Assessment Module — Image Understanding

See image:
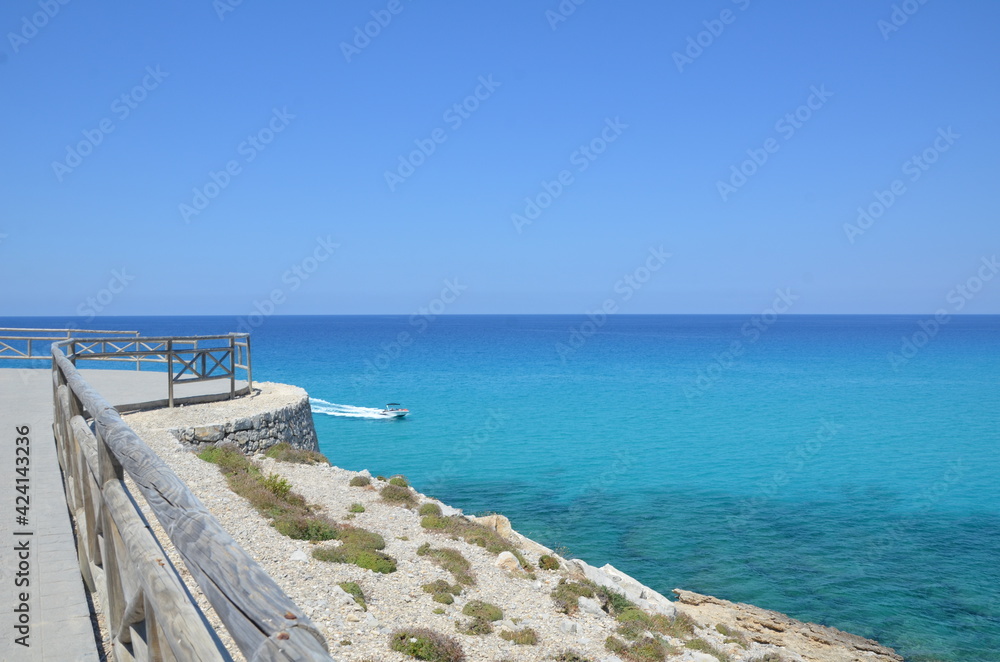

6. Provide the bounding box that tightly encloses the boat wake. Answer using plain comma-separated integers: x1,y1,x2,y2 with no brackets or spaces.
309,398,391,419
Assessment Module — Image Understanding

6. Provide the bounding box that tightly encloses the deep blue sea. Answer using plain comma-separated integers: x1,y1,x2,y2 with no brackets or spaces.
5,315,998,661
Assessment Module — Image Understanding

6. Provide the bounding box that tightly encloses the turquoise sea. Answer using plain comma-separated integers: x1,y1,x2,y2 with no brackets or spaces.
5,315,999,661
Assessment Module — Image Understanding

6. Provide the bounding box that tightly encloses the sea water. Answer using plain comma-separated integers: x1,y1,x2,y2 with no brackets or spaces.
5,315,998,661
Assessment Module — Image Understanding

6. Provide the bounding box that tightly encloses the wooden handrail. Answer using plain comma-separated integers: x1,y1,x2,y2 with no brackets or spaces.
55,334,253,407
51,346,332,661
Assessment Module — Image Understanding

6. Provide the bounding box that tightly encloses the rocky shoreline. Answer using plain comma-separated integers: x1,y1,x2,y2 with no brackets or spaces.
122,382,903,662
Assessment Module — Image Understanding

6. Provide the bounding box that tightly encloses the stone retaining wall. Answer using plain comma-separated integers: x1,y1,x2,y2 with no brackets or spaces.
171,392,319,454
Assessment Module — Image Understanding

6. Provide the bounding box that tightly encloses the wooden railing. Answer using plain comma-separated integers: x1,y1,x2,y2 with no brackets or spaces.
51,341,333,661
0,328,139,362
65,334,253,407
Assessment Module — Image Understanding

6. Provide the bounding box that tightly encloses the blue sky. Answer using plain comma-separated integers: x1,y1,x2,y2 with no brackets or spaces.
2,0,998,315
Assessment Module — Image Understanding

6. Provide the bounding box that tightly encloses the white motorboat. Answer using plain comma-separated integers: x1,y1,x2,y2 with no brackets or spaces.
378,403,409,418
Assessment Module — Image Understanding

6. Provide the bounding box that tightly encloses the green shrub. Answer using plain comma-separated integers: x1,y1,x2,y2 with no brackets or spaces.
419,502,443,517
381,484,417,507
389,475,409,487
511,549,533,572
552,651,592,662
389,628,466,662
419,515,520,555
312,525,395,573
462,600,502,622
685,638,731,661
551,580,595,614
539,555,560,571
339,581,366,611
606,635,674,662
433,608,446,614
617,607,695,641
422,579,461,595
456,617,493,636
349,475,371,487
262,473,291,498
264,442,330,465
433,592,454,604
416,545,475,585
376,475,387,481
274,515,338,541
595,586,634,616
199,444,339,542
349,502,366,513
499,628,538,645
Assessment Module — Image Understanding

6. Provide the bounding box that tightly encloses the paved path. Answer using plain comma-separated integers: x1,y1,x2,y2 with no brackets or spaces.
0,367,245,660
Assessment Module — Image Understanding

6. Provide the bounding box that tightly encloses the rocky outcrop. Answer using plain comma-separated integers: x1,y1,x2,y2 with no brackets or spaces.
673,589,904,662
170,387,319,454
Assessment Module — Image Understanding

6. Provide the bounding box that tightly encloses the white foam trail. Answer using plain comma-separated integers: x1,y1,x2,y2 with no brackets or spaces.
309,398,389,419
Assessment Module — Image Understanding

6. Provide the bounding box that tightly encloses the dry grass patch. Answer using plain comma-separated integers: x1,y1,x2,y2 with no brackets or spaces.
417,543,475,585
390,628,465,662
198,444,337,541
263,442,330,465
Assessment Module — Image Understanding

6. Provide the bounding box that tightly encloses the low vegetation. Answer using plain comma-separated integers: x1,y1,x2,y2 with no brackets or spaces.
462,600,503,622
263,442,330,465
616,607,696,641
389,475,409,487
198,444,337,541
550,580,595,614
389,628,465,662
499,627,538,645
419,502,443,517
456,617,494,635
685,638,731,662
349,503,366,513
313,526,397,573
349,475,371,487
606,635,676,662
420,514,524,559
552,651,593,662
422,579,462,605
715,623,747,648
538,554,560,570
417,543,475,585
380,483,418,507
338,581,366,611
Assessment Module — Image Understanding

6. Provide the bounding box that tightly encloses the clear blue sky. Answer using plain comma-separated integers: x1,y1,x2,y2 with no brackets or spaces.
2,0,998,315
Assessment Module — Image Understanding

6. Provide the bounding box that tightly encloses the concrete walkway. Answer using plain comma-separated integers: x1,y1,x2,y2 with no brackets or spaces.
0,367,246,660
